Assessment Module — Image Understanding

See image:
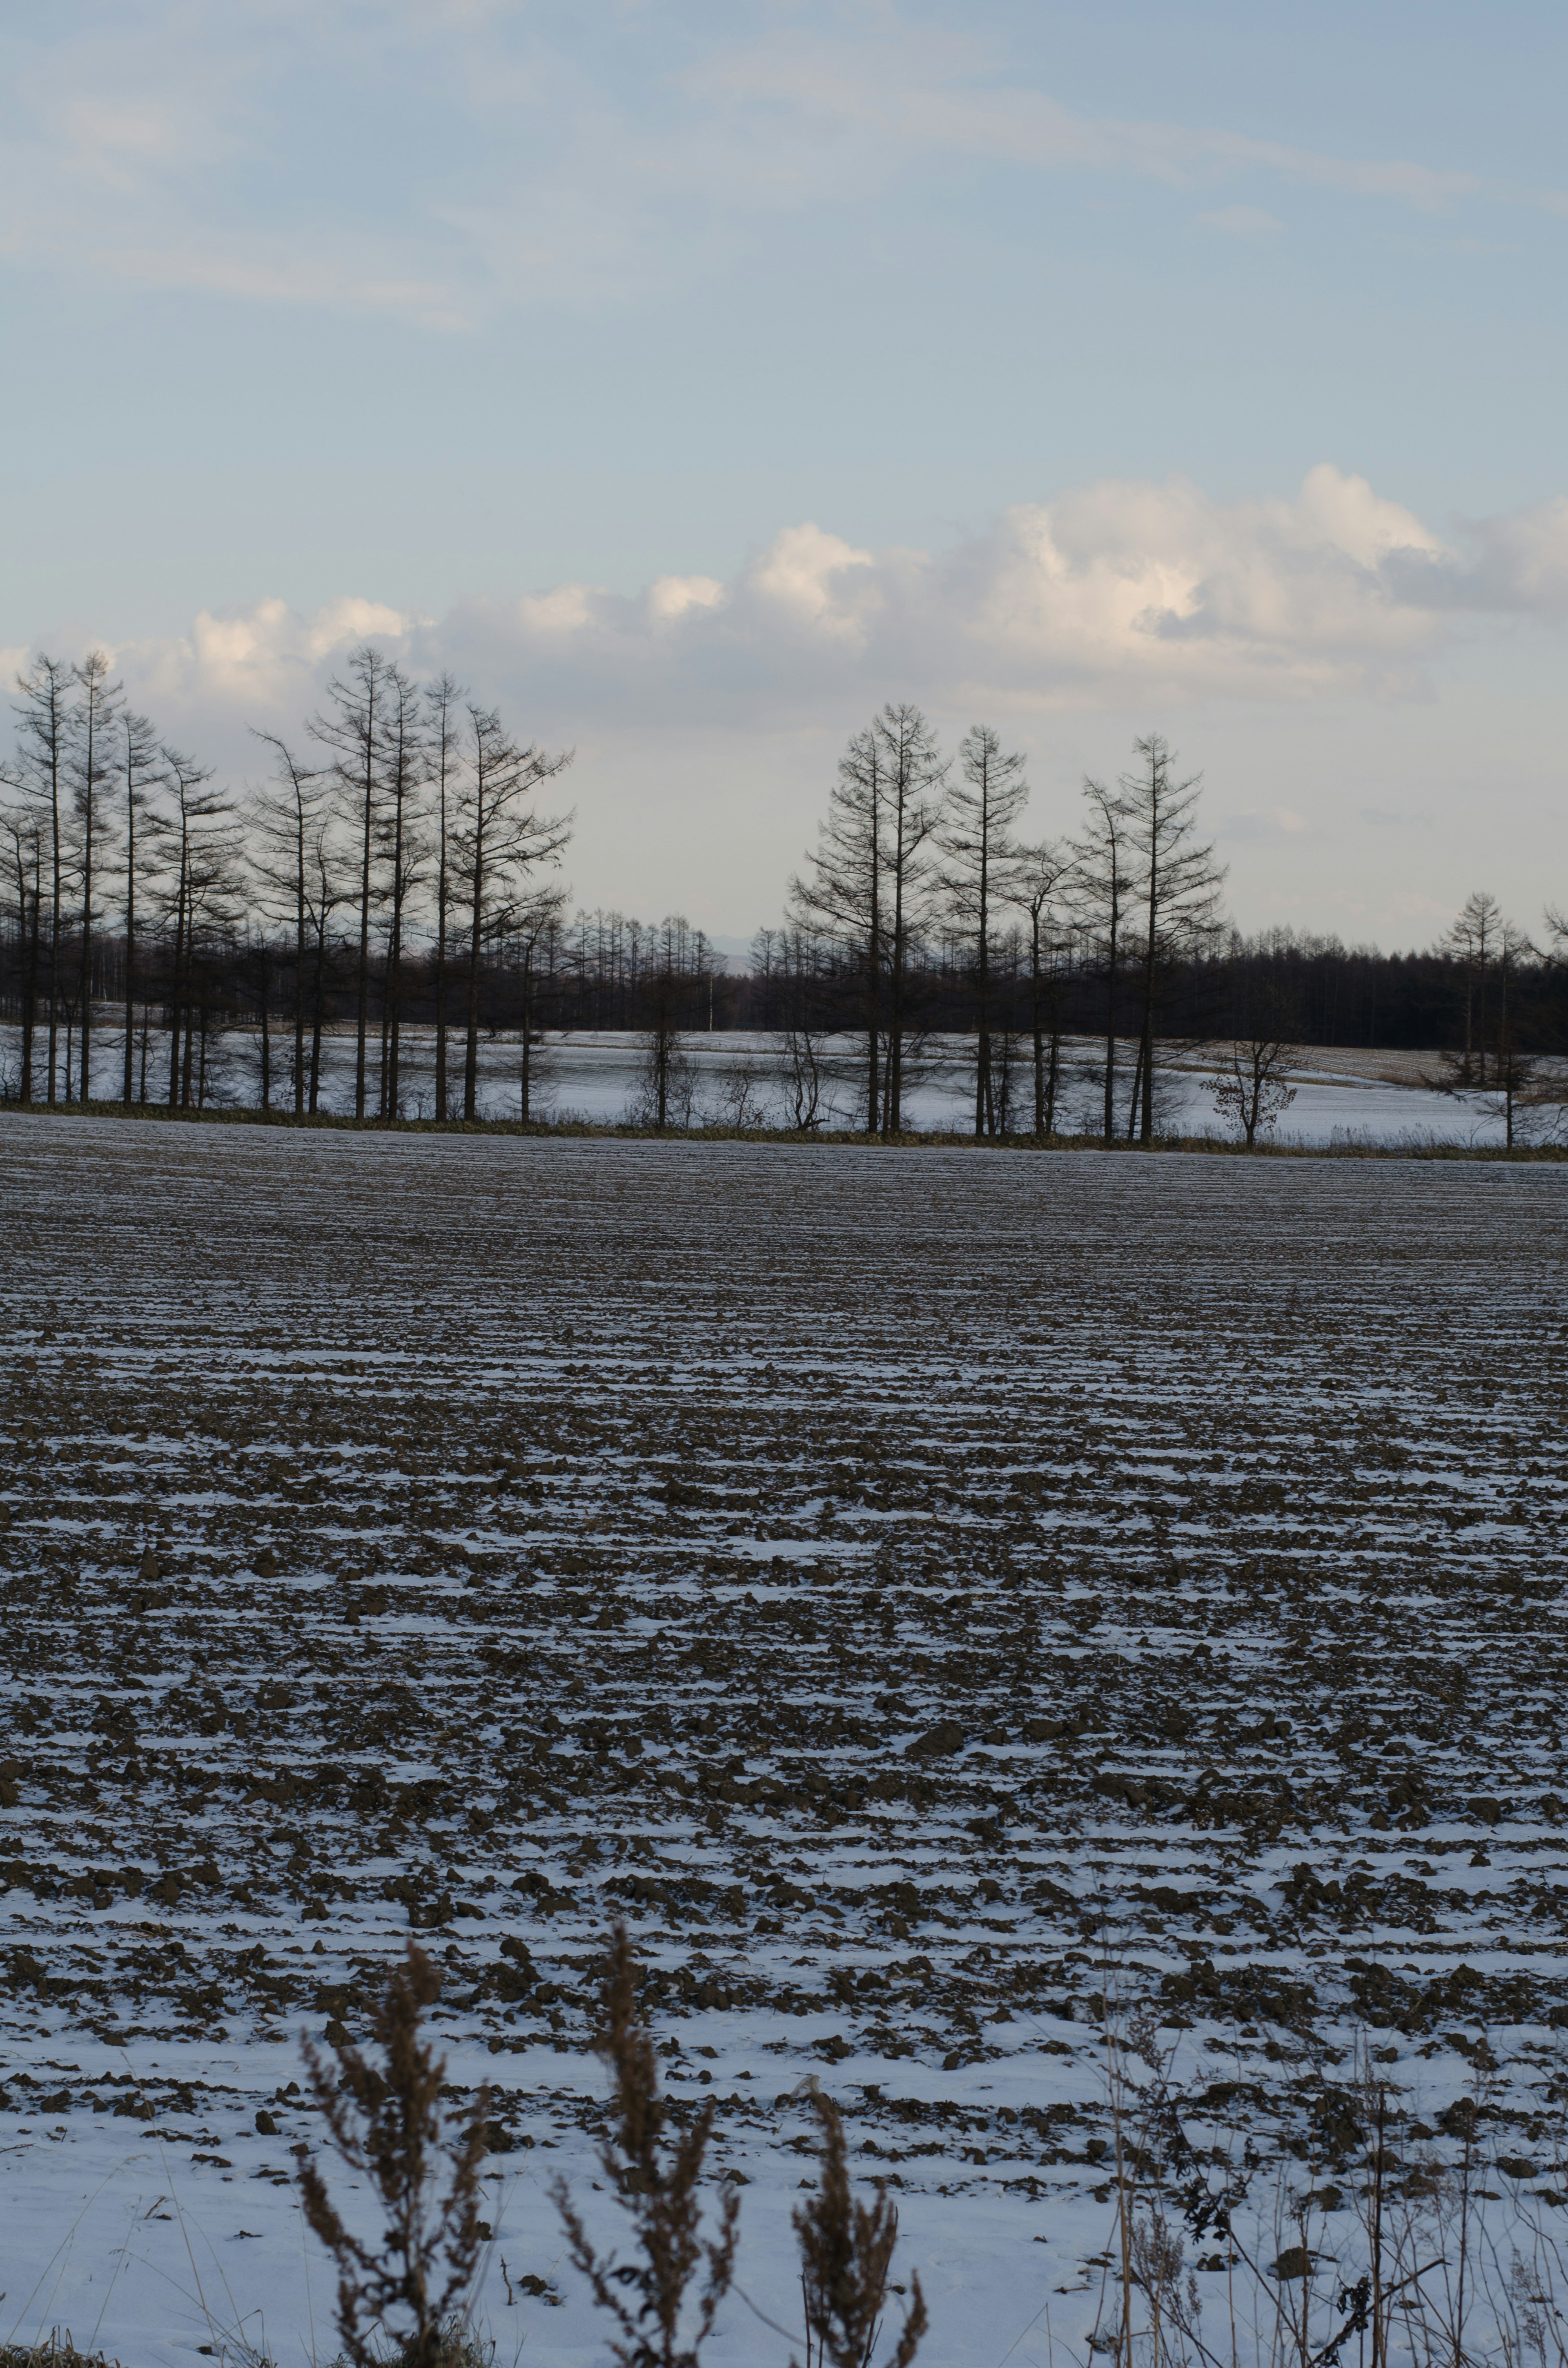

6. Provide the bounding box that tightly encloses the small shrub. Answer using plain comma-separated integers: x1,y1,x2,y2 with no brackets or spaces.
792,2092,926,2368
298,1941,490,2368
552,1924,739,2368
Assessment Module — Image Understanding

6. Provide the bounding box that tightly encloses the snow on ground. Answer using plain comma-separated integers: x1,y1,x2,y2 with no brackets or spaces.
0,1024,1533,1144
2,1123,1568,2366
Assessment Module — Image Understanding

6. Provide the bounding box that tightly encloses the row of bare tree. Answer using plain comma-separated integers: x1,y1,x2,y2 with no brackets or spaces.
3,654,1563,1139
790,707,1225,1141
1,647,572,1119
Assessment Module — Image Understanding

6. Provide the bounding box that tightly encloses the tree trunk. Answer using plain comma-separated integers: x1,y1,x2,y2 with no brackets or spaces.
122,794,136,1105
464,826,485,1122
21,863,40,1104
309,921,327,1114
258,945,272,1111
293,843,307,1115
1030,921,1045,1139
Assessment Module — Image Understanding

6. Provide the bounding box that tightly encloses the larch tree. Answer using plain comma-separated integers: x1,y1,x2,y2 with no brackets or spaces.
11,656,75,1104
310,644,396,1120
157,748,236,1109
1074,777,1133,1141
1118,734,1226,1144
70,651,123,1104
454,704,573,1120
424,671,466,1122
1442,889,1507,1089
375,665,428,1121
302,815,347,1114
938,723,1029,1137
789,725,885,1132
513,883,568,1122
249,731,328,1115
1009,838,1077,1139
872,703,946,1135
0,802,43,1102
1438,897,1536,1142
120,709,163,1105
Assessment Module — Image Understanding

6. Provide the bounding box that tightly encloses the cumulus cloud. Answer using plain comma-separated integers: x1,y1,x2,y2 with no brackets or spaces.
56,467,1568,753
116,596,416,716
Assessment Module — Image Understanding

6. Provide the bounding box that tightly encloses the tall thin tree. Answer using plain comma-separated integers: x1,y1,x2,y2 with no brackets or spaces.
790,726,886,1133
454,705,572,1121
249,732,327,1115
158,749,231,1109
1010,839,1076,1140
424,673,466,1123
1118,735,1226,1145
375,666,427,1121
310,645,394,1119
1,803,43,1102
120,709,163,1105
873,703,946,1136
1075,778,1132,1141
70,651,123,1104
11,656,75,1104
938,724,1029,1137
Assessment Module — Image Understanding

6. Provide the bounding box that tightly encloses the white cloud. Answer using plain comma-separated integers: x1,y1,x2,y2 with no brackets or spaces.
42,466,1568,753
114,595,415,712
747,524,876,640
647,575,726,626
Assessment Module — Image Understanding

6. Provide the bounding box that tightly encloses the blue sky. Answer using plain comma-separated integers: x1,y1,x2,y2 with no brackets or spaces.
4,0,1568,942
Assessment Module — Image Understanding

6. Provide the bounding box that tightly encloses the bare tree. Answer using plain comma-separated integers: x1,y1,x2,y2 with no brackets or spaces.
376,665,428,1120
249,732,329,1114
1208,980,1301,1148
775,925,838,1130
120,709,164,1105
424,671,466,1121
791,726,886,1132
0,801,43,1101
1009,839,1076,1139
938,723,1029,1137
453,703,572,1120
512,882,568,1121
874,703,947,1134
1074,778,1132,1140
1442,890,1508,1088
310,644,397,1119
1118,734,1227,1144
631,921,702,1129
302,815,348,1113
156,748,238,1109
69,650,123,1104
11,656,75,1104
1436,901,1539,1145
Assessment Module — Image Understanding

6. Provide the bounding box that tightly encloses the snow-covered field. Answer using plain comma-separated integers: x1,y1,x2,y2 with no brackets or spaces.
2,1024,1539,1145
3,1120,1567,2367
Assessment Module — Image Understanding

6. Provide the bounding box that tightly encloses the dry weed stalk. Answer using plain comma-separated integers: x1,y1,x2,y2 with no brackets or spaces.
552,1924,739,2368
297,1940,490,2368
791,2091,927,2368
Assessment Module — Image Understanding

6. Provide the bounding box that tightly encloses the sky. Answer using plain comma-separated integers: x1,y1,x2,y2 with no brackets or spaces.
4,0,1568,948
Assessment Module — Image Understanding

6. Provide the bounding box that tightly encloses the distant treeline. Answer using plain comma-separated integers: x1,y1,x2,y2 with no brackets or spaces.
3,647,1563,1134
